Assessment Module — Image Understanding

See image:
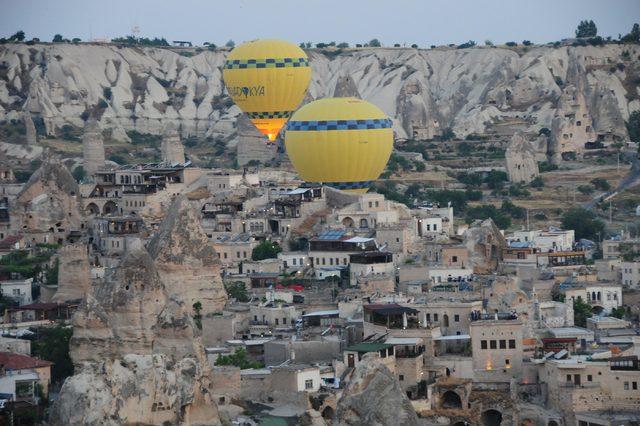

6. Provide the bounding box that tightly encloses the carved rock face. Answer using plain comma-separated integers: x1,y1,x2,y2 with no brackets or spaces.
337,354,419,426
52,238,221,424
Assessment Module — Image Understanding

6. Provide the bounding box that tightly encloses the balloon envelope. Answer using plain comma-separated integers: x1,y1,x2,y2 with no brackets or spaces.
284,98,394,193
223,39,311,142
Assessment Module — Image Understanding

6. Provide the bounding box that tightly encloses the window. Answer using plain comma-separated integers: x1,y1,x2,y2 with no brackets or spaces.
275,319,279,325
224,253,228,259
505,359,510,366
399,374,404,381
433,314,438,321
236,251,240,258
283,318,287,324
426,313,431,322
499,340,506,349
624,382,629,390
452,256,458,263
509,339,516,349
481,340,487,349
375,201,379,207
634,382,638,390
490,340,497,349
567,375,572,382
305,379,314,390
454,314,460,322
369,202,373,208
587,375,592,382
330,258,334,266
292,259,297,265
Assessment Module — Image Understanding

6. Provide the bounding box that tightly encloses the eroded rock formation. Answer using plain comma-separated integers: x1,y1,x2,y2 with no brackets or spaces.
23,111,37,145
51,241,220,425
336,354,419,426
82,118,105,176
13,160,83,239
505,131,539,183
51,243,91,303
463,219,507,274
0,43,636,147
161,122,186,165
147,195,228,315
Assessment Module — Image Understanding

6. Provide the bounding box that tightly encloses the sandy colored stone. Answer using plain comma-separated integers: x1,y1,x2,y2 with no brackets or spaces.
505,131,539,183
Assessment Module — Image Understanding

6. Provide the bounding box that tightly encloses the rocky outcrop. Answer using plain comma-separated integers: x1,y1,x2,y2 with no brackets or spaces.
51,241,220,425
147,195,227,316
1,43,637,150
505,131,539,183
463,219,507,274
82,118,105,176
548,84,596,162
336,354,419,426
161,123,186,165
13,160,83,238
333,74,360,98
51,243,91,303
235,114,277,166
23,112,37,145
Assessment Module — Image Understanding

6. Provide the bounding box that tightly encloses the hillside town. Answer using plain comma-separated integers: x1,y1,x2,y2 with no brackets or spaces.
0,107,639,424
0,2,640,424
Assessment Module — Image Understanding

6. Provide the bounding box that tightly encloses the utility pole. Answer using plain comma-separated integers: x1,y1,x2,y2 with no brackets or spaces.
609,200,613,224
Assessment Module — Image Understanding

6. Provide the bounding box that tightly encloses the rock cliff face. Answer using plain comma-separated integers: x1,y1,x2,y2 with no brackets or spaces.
336,354,419,426
0,43,637,148
51,240,220,425
147,195,228,316
463,219,507,274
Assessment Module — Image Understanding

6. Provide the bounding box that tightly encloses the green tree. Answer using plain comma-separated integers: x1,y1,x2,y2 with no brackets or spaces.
192,301,202,330
573,298,593,327
610,306,626,319
251,240,282,261
337,42,349,48
9,31,25,42
46,258,59,285
621,23,640,43
368,38,382,47
465,205,511,229
52,34,64,43
576,20,597,38
72,37,81,44
578,184,595,195
32,324,74,384
72,166,86,182
590,178,610,191
225,40,235,48
627,110,640,143
225,281,249,302
530,176,544,188
215,347,263,369
414,161,426,172
561,207,605,241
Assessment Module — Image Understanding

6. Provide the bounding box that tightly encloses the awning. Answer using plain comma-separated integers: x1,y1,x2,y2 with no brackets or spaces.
433,334,471,341
303,310,340,317
385,337,422,345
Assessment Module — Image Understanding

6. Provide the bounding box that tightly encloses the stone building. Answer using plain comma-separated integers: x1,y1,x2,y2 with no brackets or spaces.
505,132,539,184
161,123,185,165
82,119,105,177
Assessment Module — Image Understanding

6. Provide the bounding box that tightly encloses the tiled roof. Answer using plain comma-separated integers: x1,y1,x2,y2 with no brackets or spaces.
0,352,53,370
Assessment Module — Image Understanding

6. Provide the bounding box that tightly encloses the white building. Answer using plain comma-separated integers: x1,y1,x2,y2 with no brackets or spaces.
278,251,309,272
0,278,33,305
508,228,575,252
428,267,473,284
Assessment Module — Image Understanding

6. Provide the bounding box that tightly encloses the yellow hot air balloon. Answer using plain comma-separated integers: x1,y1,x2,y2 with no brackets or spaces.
223,39,311,143
284,98,394,193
